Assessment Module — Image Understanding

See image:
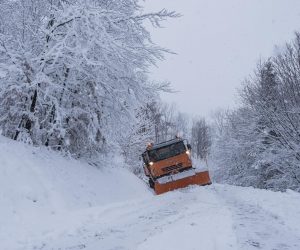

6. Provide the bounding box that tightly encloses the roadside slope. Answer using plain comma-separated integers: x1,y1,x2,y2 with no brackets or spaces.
0,136,150,250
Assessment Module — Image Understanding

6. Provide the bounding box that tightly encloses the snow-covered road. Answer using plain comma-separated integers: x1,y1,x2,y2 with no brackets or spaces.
20,185,300,250
1,137,300,250
216,186,300,250
26,186,236,250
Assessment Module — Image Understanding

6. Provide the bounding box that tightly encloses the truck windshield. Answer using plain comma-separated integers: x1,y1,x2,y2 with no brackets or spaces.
148,142,186,162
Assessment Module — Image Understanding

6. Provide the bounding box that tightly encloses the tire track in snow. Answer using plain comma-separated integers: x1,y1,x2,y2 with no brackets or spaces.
214,186,300,250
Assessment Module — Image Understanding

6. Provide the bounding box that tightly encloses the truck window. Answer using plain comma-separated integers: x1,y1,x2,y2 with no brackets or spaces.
148,142,186,162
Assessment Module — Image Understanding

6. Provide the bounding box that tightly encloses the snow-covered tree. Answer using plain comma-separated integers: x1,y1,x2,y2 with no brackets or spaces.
0,0,178,160
211,34,300,191
190,118,211,161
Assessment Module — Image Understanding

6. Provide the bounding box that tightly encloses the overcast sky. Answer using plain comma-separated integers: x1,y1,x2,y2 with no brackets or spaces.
143,0,300,118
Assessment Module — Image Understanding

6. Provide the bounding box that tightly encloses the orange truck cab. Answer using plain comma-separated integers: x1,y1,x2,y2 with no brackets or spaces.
141,138,211,194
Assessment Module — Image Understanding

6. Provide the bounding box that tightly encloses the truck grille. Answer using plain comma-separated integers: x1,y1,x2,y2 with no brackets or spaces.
162,163,183,172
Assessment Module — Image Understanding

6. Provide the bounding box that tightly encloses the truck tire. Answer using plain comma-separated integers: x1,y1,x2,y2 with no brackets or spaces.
149,179,155,189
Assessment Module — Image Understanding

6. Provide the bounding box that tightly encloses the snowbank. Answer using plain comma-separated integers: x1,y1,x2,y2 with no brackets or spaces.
0,136,150,249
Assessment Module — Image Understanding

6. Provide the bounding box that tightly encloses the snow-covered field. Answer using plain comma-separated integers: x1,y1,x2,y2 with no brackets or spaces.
1,137,300,250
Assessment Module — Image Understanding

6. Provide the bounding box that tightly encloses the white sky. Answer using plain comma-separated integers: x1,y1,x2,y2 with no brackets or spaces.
143,0,300,118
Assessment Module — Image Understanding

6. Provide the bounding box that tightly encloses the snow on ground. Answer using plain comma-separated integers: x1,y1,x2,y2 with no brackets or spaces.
214,185,300,250
0,136,149,250
1,136,300,250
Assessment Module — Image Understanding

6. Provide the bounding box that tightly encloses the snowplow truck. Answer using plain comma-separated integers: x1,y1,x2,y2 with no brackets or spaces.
141,138,211,195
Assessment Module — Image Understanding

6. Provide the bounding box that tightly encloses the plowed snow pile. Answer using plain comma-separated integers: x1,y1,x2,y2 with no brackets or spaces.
1,136,300,250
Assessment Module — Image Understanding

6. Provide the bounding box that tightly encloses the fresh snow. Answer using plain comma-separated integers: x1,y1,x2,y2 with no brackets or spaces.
1,136,300,250
0,136,150,250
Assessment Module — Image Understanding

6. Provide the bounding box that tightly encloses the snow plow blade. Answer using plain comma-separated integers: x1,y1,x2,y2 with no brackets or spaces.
154,169,211,195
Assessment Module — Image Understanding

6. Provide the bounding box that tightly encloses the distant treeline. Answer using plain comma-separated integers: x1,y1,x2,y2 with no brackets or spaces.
211,33,300,192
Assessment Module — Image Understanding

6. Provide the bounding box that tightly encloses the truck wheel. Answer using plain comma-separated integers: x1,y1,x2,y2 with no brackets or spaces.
149,179,155,189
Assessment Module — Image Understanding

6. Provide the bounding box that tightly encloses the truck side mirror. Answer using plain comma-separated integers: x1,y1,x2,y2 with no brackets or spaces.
187,144,192,150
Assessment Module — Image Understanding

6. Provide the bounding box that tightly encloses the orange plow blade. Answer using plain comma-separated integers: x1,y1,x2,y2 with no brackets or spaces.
154,169,211,195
